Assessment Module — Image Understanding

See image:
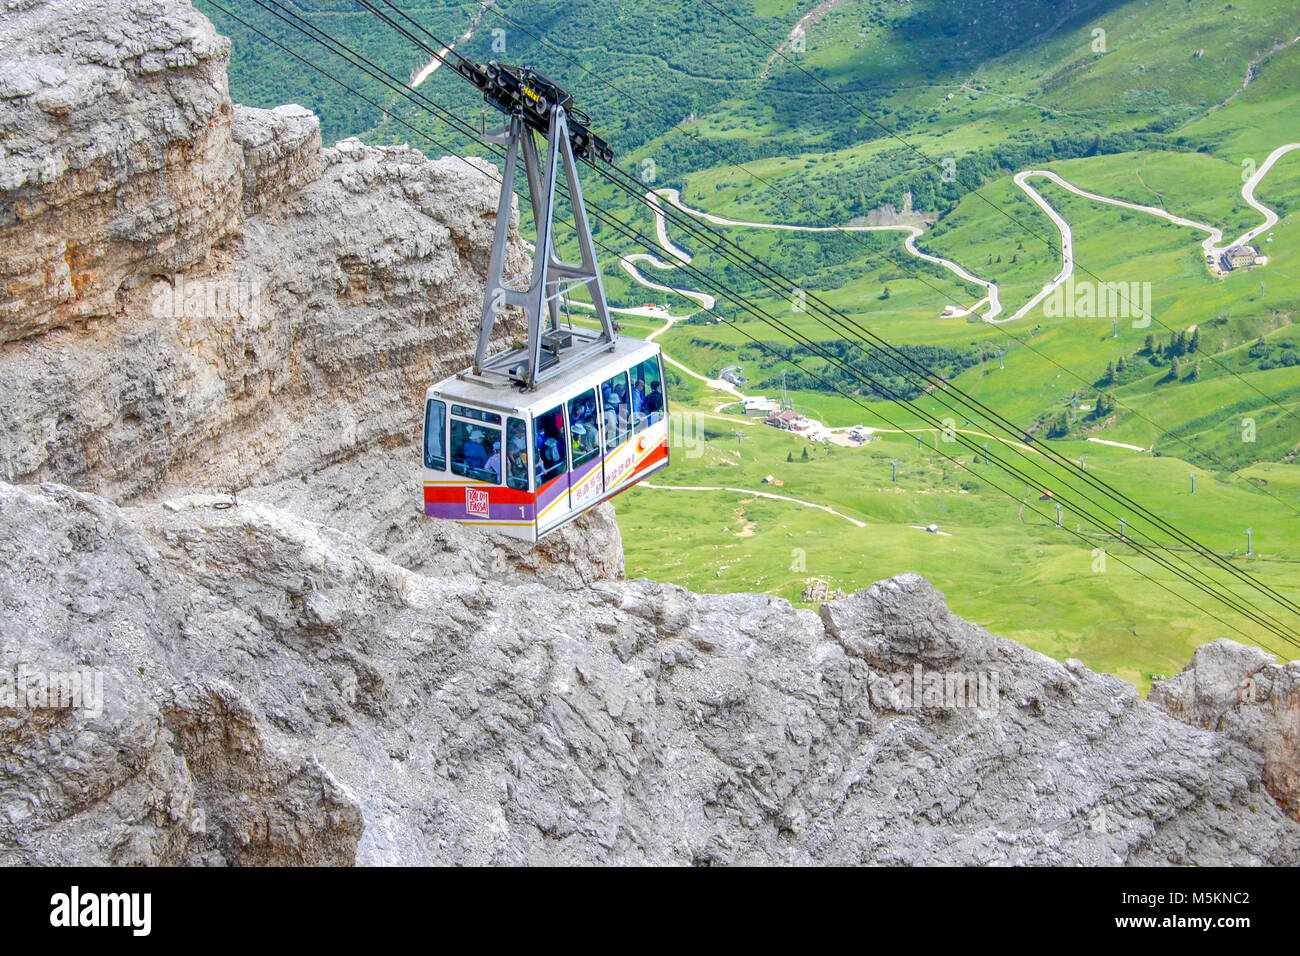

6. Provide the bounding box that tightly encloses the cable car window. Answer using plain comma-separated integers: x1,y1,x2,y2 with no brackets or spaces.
450,418,502,483
568,389,601,468
424,399,446,470
451,405,502,425
631,356,665,431
505,417,529,490
535,404,567,485
600,371,630,450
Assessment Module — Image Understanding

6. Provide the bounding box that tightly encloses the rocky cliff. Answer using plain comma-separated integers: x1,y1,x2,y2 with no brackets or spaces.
0,0,529,507
2,481,1296,865
1151,640,1300,822
1,0,1297,865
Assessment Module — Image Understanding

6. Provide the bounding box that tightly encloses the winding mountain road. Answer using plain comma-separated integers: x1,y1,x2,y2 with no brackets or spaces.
627,143,1298,327
602,142,1296,522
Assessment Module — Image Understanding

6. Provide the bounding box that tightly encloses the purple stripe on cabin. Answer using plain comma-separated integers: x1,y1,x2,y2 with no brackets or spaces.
424,493,537,522
536,474,569,512
571,455,602,487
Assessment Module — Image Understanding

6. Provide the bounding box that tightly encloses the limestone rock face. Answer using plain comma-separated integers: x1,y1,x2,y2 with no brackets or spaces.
0,481,362,865
1150,640,1300,821
0,0,528,509
1,483,1296,866
0,0,242,340
0,131,526,505
230,104,323,216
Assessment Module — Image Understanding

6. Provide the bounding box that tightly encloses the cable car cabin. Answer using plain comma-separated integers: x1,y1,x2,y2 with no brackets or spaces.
423,336,669,541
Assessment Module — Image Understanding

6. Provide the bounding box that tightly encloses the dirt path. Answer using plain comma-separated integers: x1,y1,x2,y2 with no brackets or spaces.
631,150,1299,328
759,0,844,80
652,187,997,318
997,144,1298,323
641,482,867,526
410,0,493,88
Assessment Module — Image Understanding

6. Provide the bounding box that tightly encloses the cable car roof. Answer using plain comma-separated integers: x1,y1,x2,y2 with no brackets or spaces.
429,334,662,417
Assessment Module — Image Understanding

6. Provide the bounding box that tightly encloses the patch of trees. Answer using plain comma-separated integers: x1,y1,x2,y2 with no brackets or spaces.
1090,391,1117,420
1249,336,1300,370
754,341,981,402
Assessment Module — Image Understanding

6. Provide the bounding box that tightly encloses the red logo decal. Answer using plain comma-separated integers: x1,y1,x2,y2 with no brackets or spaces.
636,437,647,453
466,487,490,517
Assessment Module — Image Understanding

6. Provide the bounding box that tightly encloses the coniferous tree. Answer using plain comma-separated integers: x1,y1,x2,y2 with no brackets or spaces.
1045,411,1069,438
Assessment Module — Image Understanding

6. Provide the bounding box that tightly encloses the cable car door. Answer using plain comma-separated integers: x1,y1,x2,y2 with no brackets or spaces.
600,369,635,491
533,403,571,530
566,387,604,511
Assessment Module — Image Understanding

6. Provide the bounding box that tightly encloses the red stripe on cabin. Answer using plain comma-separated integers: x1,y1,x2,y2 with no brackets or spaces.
424,485,537,506
632,441,669,474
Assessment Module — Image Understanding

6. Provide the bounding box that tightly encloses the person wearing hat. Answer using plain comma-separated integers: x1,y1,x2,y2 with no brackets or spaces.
463,427,489,474
485,440,502,484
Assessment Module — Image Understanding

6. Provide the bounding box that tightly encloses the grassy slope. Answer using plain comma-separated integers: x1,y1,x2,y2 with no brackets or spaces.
612,1,1300,689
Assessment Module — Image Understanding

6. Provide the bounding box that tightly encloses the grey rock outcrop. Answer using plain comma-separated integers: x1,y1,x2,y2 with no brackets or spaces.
2,481,1296,865
0,0,528,509
230,103,322,216
0,0,242,339
1150,640,1300,821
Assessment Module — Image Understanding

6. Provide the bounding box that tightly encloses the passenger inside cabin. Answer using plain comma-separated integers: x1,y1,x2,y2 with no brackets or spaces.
603,400,620,447
506,421,528,490
631,378,645,421
464,428,489,472
485,441,502,484
535,405,567,484
645,381,663,418
572,422,598,458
